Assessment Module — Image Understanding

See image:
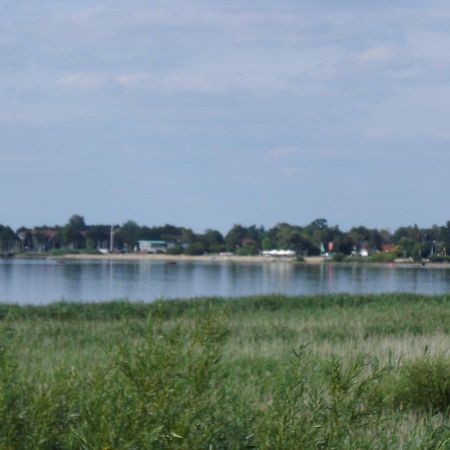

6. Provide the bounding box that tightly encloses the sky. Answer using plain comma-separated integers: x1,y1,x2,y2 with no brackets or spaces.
1,0,450,233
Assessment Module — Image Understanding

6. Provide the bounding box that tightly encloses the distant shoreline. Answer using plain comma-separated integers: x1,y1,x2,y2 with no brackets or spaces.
55,253,307,263
37,253,450,268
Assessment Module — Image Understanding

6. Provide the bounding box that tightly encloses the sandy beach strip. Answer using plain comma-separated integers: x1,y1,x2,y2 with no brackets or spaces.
57,253,324,264
53,253,450,268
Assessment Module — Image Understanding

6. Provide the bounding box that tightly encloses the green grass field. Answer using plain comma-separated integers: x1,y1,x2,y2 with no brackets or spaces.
1,294,450,449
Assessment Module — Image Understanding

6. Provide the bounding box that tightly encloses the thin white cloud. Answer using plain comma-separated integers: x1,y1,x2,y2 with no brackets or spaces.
432,131,450,141
406,30,450,65
56,73,105,89
115,71,221,94
279,166,301,177
264,146,297,162
158,72,219,93
358,82,450,143
358,46,394,64
56,5,109,23
262,146,301,178
127,8,310,29
115,72,149,86
264,146,343,162
364,127,392,140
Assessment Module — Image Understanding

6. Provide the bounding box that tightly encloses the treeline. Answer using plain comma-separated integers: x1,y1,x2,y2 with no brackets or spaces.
1,215,450,260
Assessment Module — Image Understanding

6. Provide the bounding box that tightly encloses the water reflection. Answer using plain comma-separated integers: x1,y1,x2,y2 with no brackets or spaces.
1,259,450,304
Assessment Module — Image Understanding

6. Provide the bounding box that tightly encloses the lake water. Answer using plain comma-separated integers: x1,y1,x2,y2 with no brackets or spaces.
1,258,450,304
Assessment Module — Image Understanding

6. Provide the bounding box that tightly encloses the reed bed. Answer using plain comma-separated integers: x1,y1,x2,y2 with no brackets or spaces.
1,294,450,448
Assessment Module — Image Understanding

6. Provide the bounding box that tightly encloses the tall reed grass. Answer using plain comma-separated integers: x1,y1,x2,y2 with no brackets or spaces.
1,294,450,448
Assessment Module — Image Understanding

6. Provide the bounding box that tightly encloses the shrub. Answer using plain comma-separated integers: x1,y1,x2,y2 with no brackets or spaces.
255,351,385,449
166,245,183,255
49,248,101,256
391,357,450,413
185,242,206,255
97,308,245,449
368,252,396,263
429,255,450,263
208,244,227,254
236,246,257,256
344,255,365,263
333,252,345,262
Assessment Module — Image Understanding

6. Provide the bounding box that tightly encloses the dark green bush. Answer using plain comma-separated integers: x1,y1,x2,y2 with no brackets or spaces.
429,255,450,263
255,351,385,449
368,252,396,263
166,245,184,255
333,252,346,262
49,248,100,256
236,246,258,256
208,244,227,254
185,242,206,255
392,357,450,413
68,309,248,449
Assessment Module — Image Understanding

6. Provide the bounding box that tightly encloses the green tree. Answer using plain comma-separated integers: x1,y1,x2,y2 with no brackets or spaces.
346,226,384,251
0,225,17,252
198,229,225,253
225,225,248,251
62,215,86,249
304,218,329,244
180,228,196,245
261,236,273,250
398,237,422,259
270,223,319,255
86,225,110,249
225,225,264,252
118,221,141,247
185,242,206,255
442,221,450,255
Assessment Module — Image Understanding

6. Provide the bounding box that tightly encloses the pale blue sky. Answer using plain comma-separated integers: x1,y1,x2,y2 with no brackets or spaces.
1,0,450,232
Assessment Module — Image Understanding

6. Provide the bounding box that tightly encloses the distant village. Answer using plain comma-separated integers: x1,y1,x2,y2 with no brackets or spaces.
0,215,449,262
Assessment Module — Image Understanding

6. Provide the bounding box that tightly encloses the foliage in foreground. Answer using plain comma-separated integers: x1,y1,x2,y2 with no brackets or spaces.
1,294,450,448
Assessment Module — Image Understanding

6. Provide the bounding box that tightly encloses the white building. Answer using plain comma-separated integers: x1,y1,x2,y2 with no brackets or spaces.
262,249,296,257
138,240,167,254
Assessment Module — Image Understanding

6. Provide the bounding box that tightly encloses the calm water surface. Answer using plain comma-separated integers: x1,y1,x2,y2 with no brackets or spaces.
1,258,450,304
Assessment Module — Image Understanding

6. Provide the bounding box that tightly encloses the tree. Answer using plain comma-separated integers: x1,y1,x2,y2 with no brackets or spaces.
185,242,206,255
180,228,196,245
347,226,372,251
225,225,248,251
261,236,273,250
68,214,86,232
225,225,264,252
398,237,422,259
86,225,110,249
198,229,225,253
270,223,319,255
304,219,346,253
333,235,354,255
0,225,17,252
62,214,86,249
118,221,141,246
159,224,186,242
437,222,450,255
304,218,328,242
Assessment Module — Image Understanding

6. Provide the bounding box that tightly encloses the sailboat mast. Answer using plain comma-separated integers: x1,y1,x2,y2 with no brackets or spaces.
110,224,114,252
